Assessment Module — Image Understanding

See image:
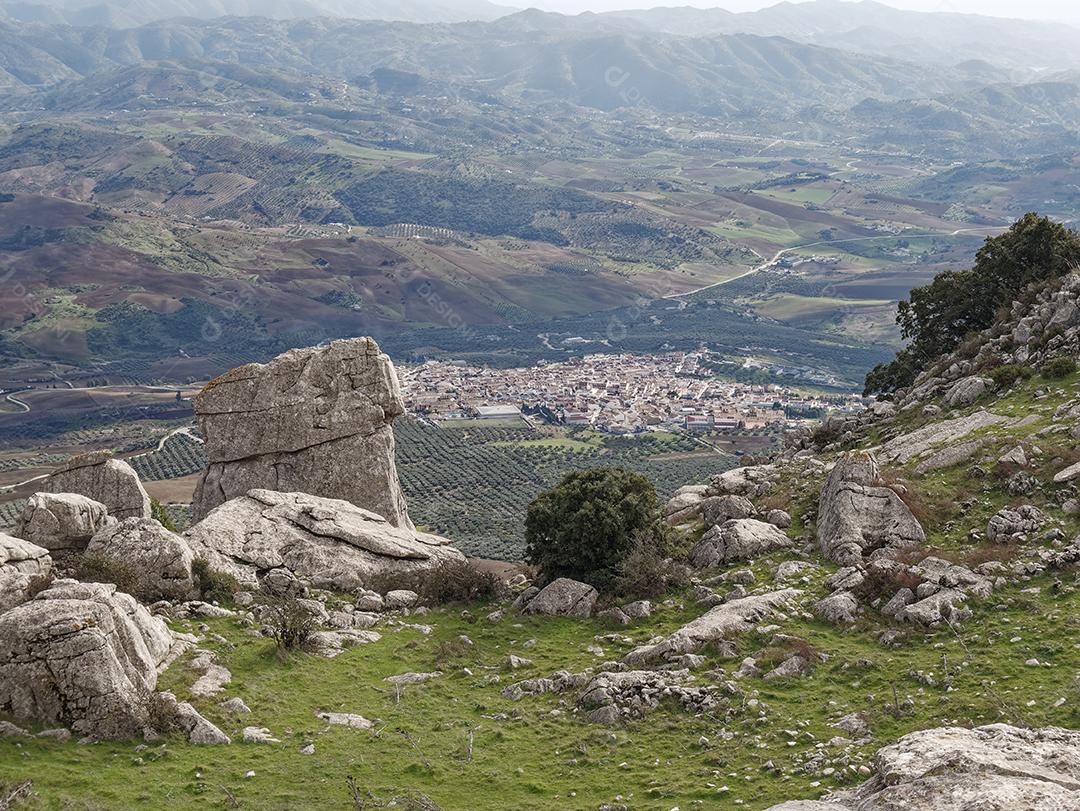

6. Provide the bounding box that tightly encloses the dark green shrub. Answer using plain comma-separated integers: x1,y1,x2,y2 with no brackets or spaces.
524,466,658,591
1042,355,1076,379
866,214,1080,395
989,363,1033,389
191,557,240,603
150,497,177,532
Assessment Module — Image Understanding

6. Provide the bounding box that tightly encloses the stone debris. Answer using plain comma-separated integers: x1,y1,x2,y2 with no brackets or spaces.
986,504,1043,543
577,669,721,724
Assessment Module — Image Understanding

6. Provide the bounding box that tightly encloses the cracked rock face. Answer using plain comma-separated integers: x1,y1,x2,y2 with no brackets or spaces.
817,452,925,566
0,533,52,613
16,492,112,554
691,518,792,568
623,589,801,667
86,518,197,602
0,580,180,739
184,489,464,592
191,337,412,527
521,577,598,618
765,724,1080,810
39,452,150,521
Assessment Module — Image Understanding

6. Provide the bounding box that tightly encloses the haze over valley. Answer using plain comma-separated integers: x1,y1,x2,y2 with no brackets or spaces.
1,4,1080,808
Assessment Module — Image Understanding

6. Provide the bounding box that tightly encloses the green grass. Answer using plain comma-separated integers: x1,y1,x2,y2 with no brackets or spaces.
754,187,835,206
3,572,1079,811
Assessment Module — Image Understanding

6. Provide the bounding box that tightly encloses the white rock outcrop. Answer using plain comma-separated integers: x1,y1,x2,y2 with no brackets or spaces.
39,452,150,520
86,518,197,601
690,518,792,568
185,489,463,592
764,724,1080,810
191,337,412,526
0,580,183,739
624,589,801,666
817,452,925,566
521,577,598,618
0,533,52,613
16,492,111,554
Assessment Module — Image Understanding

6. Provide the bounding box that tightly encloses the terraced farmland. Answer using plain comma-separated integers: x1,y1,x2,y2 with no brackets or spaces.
394,419,741,560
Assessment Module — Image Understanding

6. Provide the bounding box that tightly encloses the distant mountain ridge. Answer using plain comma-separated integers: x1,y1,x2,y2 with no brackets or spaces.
601,0,1080,72
0,0,515,26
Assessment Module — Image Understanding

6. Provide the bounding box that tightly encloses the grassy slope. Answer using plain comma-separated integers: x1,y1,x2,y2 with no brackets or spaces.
2,571,1077,810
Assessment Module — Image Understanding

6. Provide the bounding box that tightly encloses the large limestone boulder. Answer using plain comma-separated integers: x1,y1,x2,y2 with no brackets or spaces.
708,465,778,500
184,489,464,592
0,580,181,739
875,410,1009,465
763,724,1080,810
16,492,111,554
520,578,598,618
86,518,197,601
624,589,801,667
663,485,709,526
191,338,412,527
944,375,991,408
0,533,52,613
39,452,150,520
690,518,791,568
701,494,757,527
817,452,925,566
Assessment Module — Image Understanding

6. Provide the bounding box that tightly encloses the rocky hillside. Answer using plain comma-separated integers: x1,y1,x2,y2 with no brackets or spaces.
1,292,1080,809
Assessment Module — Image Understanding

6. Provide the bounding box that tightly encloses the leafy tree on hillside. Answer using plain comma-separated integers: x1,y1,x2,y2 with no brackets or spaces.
865,213,1080,395
524,467,658,590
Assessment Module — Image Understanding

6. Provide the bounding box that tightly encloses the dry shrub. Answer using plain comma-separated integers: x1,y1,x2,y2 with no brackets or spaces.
260,593,318,653
959,543,1019,568
853,563,922,602
367,560,505,606
75,553,141,598
612,529,690,600
757,637,820,671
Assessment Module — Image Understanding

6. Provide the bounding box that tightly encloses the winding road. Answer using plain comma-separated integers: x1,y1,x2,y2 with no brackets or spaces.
3,392,30,413
664,226,1003,300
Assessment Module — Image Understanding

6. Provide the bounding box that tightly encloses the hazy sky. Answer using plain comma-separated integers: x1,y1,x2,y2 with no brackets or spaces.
525,0,1080,23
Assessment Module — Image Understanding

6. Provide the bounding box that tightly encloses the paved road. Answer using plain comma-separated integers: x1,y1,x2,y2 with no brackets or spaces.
664,227,1002,300
3,392,30,413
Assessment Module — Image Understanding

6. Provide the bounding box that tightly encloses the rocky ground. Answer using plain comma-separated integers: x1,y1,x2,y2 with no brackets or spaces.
2,273,1080,810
